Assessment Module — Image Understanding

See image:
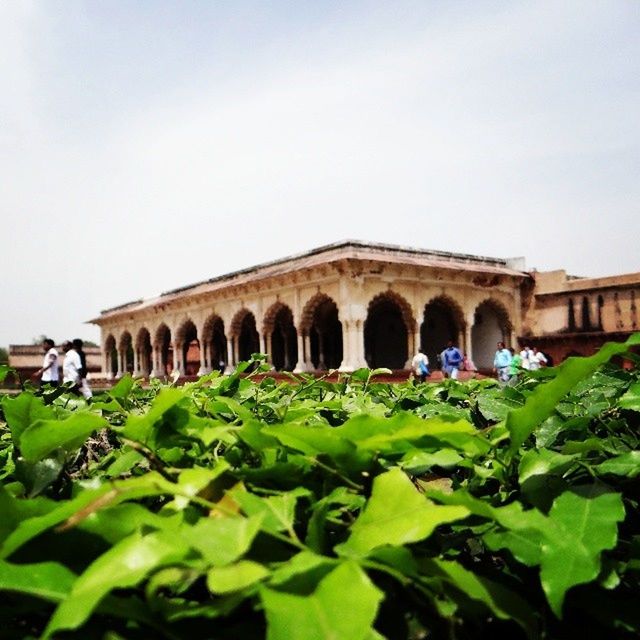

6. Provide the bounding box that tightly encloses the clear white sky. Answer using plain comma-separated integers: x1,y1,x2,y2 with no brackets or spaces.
2,0,639,349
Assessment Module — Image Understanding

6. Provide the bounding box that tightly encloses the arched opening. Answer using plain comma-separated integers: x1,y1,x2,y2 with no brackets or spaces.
581,297,591,331
176,319,200,376
471,300,512,369
135,328,152,376
155,324,173,376
421,296,463,367
301,294,343,370
597,295,605,330
119,332,134,374
568,298,576,331
232,310,260,363
364,293,411,369
104,334,117,378
203,314,227,373
264,304,298,371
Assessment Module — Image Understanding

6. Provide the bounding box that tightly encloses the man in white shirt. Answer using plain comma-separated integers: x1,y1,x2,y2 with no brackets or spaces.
529,347,548,371
519,345,533,370
34,338,59,388
411,348,430,382
62,341,82,392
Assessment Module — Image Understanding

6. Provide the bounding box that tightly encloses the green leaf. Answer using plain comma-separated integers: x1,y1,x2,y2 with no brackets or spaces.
518,449,577,485
422,558,536,636
0,559,76,603
122,387,185,446
261,561,383,640
618,381,640,411
540,488,625,617
207,560,269,594
108,373,135,400
507,334,640,453
336,468,469,556
182,514,264,566
233,487,310,535
594,451,640,478
1,393,53,441
44,529,191,637
19,412,108,462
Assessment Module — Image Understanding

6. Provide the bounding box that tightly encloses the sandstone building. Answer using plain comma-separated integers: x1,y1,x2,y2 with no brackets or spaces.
89,241,639,378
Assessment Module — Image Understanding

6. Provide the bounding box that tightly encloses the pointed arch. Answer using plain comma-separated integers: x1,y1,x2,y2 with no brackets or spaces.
154,323,173,376
263,302,298,371
203,313,227,372
471,298,513,369
231,309,260,362
175,318,199,376
421,295,465,366
300,293,343,370
135,327,152,376
119,331,134,373
364,291,415,369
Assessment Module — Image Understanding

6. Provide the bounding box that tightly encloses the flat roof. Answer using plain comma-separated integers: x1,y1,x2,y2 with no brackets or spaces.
93,239,527,321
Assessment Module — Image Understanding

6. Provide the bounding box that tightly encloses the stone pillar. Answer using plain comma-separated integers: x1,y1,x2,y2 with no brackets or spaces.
339,318,367,372
104,350,113,380
172,342,181,377
198,341,209,376
265,334,273,366
225,337,235,373
294,331,307,373
303,332,313,370
116,350,125,378
405,329,415,369
464,324,473,360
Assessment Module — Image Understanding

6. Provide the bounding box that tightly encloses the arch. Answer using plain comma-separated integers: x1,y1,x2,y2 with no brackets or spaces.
264,303,298,371
119,331,134,374
231,309,260,362
300,294,343,370
176,319,200,376
421,295,465,367
581,296,591,331
597,295,605,330
135,327,152,376
154,323,173,376
104,334,117,378
364,291,414,369
202,314,227,372
471,299,513,369
568,298,576,331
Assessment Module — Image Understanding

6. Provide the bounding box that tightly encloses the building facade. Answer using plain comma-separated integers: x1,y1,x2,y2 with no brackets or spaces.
90,241,529,378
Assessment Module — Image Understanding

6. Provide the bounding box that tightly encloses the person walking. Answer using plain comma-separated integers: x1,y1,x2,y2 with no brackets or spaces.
62,341,82,393
33,338,59,388
508,347,522,384
442,341,463,380
529,347,548,370
72,338,93,400
493,341,512,384
411,347,430,383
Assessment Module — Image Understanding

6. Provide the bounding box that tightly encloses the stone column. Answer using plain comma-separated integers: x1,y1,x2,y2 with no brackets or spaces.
265,334,273,366
225,337,235,373
405,328,415,369
304,332,313,370
133,348,140,377
259,333,267,356
464,324,473,360
339,318,367,372
104,350,113,380
115,350,124,378
172,342,181,377
198,341,209,376
294,331,306,372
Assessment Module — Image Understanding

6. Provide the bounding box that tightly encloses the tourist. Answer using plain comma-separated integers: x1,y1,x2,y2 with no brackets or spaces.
529,347,548,370
442,341,463,380
462,352,477,377
73,338,93,400
411,347,430,382
493,341,512,384
62,341,82,393
33,338,59,388
519,345,533,370
508,347,522,384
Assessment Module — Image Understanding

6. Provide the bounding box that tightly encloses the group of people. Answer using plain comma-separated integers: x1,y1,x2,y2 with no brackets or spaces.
411,341,476,383
494,342,550,384
412,340,550,384
33,338,92,399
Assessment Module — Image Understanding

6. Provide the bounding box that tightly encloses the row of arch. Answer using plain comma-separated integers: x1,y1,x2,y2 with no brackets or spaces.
103,293,513,377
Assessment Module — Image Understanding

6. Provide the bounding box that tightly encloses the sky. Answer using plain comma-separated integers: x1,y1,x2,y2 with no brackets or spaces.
2,0,639,349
